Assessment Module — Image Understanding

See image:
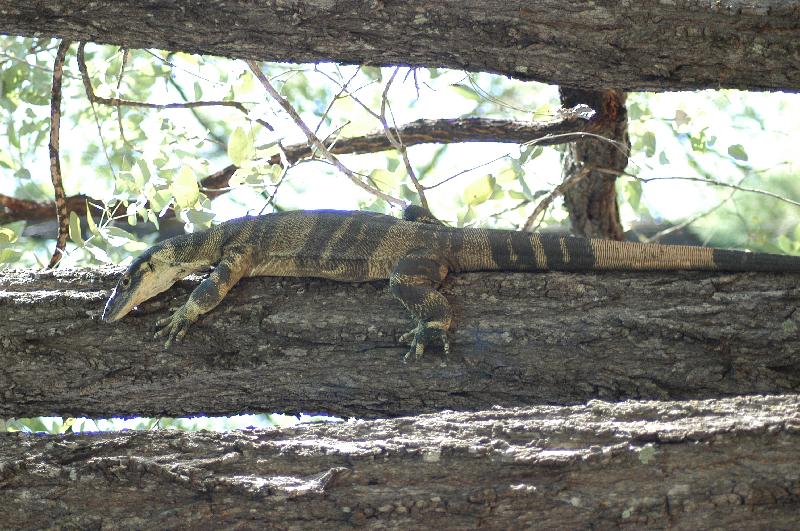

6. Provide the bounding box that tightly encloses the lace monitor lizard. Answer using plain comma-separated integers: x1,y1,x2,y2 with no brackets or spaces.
103,206,800,360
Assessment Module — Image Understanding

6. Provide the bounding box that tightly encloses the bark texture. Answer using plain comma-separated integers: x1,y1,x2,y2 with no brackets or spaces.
1,396,798,530
1,1,799,92
1,267,798,419
560,88,629,240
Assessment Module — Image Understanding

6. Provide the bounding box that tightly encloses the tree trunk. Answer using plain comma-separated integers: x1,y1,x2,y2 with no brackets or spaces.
1,395,798,529
2,267,798,419
1,1,799,92
560,88,629,240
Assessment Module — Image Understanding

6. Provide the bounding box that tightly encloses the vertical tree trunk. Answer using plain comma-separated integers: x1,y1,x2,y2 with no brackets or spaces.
560,88,629,240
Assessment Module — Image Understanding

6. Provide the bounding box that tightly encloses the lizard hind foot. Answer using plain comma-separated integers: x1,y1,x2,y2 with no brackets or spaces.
400,321,451,362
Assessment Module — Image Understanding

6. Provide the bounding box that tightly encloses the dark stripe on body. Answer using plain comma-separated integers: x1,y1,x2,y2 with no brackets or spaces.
539,235,596,271
509,231,536,270
489,231,514,269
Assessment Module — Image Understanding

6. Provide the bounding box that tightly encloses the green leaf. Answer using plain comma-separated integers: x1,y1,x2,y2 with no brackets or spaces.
85,205,99,235
7,122,19,148
624,180,643,212
386,155,400,172
170,166,199,209
658,151,669,165
674,109,691,127
628,102,646,121
0,228,16,244
127,203,138,226
69,211,84,245
519,145,543,164
227,126,254,166
362,66,382,82
0,248,22,263
370,168,403,192
463,174,496,206
0,221,24,244
689,128,708,152
186,209,216,229
84,242,111,263
641,131,656,157
727,144,748,161
148,188,172,213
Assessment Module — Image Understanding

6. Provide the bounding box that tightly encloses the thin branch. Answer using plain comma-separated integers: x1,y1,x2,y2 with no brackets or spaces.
424,152,513,190
380,68,428,209
76,43,273,131
45,39,71,269
522,166,592,232
590,168,800,210
246,59,405,207
0,117,594,225
313,67,360,136
641,188,738,244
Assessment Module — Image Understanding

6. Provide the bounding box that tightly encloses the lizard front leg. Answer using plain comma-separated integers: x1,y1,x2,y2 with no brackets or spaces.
390,251,452,361
155,251,248,348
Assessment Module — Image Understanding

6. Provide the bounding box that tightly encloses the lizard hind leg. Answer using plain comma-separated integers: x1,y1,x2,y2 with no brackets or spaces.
390,252,452,362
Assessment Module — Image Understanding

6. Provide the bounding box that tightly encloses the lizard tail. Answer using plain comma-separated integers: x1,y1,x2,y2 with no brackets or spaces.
457,229,800,272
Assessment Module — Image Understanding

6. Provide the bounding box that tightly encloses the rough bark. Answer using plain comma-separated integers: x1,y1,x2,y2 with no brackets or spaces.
1,1,799,92
1,396,798,529
560,88,629,240
1,267,798,419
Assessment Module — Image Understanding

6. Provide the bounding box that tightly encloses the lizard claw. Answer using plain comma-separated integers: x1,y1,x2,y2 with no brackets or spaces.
154,310,194,349
400,323,450,362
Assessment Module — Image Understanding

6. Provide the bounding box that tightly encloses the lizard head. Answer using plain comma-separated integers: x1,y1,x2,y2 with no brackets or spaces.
102,248,186,322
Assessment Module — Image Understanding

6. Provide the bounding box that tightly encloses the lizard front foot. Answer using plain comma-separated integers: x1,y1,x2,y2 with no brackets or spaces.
399,322,450,362
154,308,197,349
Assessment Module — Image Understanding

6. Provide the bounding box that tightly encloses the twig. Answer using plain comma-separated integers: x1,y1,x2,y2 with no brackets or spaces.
314,67,360,136
46,39,71,269
425,152,514,190
246,59,404,207
2,117,594,224
641,188,736,244
316,67,428,207
522,166,592,232
77,43,273,131
380,68,427,209
591,168,800,210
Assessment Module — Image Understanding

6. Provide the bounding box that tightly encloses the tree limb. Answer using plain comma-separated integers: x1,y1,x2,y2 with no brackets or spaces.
1,396,798,529
0,1,798,92
0,116,590,224
45,39,71,269
1,267,798,419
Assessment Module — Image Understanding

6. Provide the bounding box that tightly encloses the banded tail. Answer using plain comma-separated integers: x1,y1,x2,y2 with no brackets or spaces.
455,228,800,273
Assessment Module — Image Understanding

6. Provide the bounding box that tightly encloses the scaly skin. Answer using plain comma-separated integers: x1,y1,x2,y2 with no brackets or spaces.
103,207,800,359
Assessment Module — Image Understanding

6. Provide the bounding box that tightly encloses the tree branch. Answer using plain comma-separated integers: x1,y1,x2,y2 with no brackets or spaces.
247,59,406,207
0,1,798,92
1,267,798,419
76,42,273,131
45,39,71,269
0,116,591,224
1,396,798,528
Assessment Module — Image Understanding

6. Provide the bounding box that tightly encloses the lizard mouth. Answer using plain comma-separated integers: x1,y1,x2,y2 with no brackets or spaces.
102,290,129,322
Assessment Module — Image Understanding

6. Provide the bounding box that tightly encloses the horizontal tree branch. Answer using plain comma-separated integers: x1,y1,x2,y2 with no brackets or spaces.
1,396,798,528
1,267,798,419
0,116,590,224
1,1,799,92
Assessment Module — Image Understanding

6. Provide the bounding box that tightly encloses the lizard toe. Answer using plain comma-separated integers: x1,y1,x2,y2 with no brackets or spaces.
401,321,450,362
155,310,195,349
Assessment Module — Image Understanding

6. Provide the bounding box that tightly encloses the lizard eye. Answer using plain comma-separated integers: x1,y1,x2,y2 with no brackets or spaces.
121,275,131,289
